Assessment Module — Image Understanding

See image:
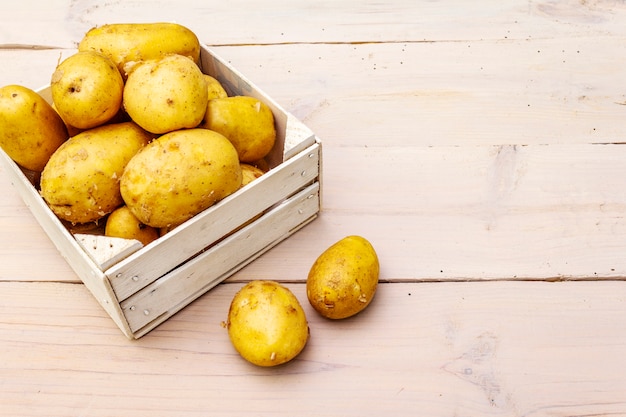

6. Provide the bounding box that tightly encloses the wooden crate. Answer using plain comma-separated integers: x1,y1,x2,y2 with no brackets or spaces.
0,45,322,339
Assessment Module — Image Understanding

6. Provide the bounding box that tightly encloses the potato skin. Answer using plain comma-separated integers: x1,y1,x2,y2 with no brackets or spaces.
120,128,242,228
51,51,124,129
203,96,276,162
105,205,159,246
0,85,68,172
78,22,200,77
123,54,208,134
227,280,309,367
204,74,228,100
240,163,265,187
40,122,151,224
307,235,380,319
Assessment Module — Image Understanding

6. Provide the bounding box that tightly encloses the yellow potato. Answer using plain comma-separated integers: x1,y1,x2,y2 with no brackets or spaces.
203,96,276,162
40,122,152,224
248,158,270,173
123,54,208,134
204,74,228,99
307,235,380,319
105,205,159,246
51,51,124,130
120,128,242,228
227,280,309,367
240,163,265,187
0,85,68,172
78,22,200,78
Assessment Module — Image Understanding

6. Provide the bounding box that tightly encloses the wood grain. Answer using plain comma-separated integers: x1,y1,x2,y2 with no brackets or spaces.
3,0,626,48
2,280,626,416
2,0,626,415
4,38,626,282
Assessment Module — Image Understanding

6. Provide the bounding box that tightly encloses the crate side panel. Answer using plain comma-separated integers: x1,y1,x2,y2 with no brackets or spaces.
121,182,321,333
199,45,316,167
31,49,319,299
107,143,321,301
0,149,133,338
131,213,318,339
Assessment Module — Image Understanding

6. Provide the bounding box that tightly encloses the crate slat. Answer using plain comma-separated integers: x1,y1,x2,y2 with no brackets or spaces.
0,147,133,336
107,141,321,302
121,182,321,334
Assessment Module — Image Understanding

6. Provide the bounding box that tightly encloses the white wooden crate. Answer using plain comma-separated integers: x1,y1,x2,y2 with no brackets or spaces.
0,45,322,339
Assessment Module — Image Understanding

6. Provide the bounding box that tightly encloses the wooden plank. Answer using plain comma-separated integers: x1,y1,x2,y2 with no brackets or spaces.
3,37,625,147
2,0,626,415
0,149,133,336
3,0,626,48
122,182,320,334
210,39,626,148
0,161,78,282
4,142,626,283
0,49,70,88
106,143,320,301
2,279,626,416
231,143,626,282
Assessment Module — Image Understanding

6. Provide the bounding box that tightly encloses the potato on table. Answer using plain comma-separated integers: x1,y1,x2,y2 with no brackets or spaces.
227,280,309,367
307,235,380,319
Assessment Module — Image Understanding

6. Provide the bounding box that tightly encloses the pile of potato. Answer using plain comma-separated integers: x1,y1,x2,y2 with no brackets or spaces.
0,23,383,368
0,22,271,244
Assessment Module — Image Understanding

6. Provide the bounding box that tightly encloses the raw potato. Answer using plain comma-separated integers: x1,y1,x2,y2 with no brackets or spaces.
307,235,380,319
227,280,309,367
0,85,68,172
248,158,270,173
203,96,276,162
78,22,200,77
120,128,242,228
240,163,265,187
40,122,152,224
204,74,228,99
123,54,208,134
51,51,124,129
105,205,159,246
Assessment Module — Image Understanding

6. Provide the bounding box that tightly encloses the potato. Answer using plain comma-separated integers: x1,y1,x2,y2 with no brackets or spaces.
202,96,276,162
120,128,242,228
240,163,265,187
123,54,208,134
248,158,270,173
51,51,124,130
40,122,152,224
78,22,200,78
204,74,228,99
227,280,309,367
105,205,159,246
307,235,380,319
0,85,68,172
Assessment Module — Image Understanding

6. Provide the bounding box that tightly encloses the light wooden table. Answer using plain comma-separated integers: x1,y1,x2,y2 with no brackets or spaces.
3,1,626,415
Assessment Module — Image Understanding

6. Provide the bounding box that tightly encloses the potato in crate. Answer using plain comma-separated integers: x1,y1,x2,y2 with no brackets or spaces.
0,24,322,339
